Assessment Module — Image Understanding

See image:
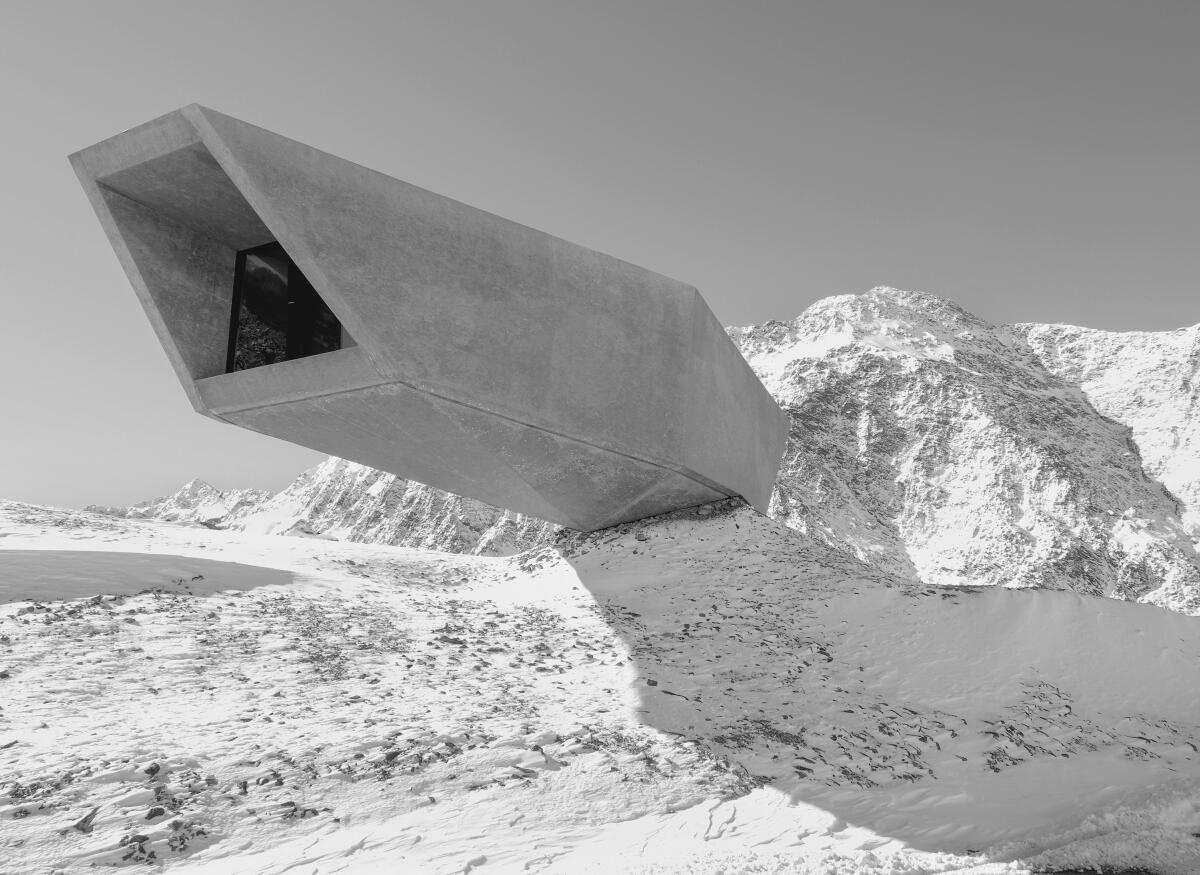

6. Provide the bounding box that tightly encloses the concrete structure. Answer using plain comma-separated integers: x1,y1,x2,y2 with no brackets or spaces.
70,105,787,531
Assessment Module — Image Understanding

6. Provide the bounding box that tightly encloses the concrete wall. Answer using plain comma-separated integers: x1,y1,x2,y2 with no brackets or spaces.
71,105,788,531
98,186,236,381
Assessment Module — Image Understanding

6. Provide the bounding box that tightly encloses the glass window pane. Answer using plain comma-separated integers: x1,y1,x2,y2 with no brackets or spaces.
230,243,344,372
233,246,289,370
309,293,343,356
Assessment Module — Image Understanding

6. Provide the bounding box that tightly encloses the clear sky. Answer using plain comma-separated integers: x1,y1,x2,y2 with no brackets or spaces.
1,1,1197,509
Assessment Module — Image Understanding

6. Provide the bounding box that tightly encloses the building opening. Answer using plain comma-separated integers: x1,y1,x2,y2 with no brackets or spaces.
226,242,344,372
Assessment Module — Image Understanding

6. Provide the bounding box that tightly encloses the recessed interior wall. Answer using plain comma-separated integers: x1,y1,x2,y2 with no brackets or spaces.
95,142,350,380
98,184,238,380
228,242,351,372
99,142,274,251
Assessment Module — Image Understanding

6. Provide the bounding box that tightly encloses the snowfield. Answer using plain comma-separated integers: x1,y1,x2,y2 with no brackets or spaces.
2,499,1199,874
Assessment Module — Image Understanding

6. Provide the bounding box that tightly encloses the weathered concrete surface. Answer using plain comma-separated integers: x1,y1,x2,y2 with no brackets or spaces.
70,105,787,530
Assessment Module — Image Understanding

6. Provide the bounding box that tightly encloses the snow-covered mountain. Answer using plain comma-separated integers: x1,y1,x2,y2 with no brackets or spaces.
232,457,556,555
1016,320,1200,534
95,288,1200,613
89,461,555,556
733,288,1200,614
88,479,270,527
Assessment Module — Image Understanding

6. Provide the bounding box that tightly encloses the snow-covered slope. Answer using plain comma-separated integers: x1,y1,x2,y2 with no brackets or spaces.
1016,321,1200,534
731,288,1200,614
2,499,1199,874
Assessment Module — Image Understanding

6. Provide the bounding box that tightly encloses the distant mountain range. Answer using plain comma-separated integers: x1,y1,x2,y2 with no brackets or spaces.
88,460,554,556
90,288,1200,614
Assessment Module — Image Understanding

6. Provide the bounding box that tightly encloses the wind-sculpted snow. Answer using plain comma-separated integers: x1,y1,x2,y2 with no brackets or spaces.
2,499,1200,873
0,502,749,873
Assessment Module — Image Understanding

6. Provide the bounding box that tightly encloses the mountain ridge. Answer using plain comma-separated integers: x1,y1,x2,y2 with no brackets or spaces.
89,288,1200,613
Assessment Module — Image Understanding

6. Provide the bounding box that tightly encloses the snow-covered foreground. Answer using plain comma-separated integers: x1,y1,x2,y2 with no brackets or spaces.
2,500,1199,874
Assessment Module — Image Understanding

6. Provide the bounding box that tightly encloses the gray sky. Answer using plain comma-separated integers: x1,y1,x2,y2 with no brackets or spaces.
2,1,1197,508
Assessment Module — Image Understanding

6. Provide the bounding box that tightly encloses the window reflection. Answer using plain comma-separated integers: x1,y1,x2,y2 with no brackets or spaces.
228,242,344,372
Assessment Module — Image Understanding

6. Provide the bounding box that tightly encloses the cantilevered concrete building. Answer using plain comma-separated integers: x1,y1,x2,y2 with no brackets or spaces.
70,106,787,531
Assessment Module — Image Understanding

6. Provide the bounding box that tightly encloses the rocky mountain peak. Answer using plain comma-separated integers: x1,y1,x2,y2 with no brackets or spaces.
89,478,271,527
730,288,1021,401
801,286,986,333
174,478,220,498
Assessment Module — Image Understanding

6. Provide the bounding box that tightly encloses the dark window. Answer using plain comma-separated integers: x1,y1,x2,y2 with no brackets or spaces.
227,242,343,372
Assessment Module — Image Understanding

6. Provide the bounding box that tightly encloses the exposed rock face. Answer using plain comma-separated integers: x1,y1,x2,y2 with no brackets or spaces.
1015,321,1200,534
94,287,1200,612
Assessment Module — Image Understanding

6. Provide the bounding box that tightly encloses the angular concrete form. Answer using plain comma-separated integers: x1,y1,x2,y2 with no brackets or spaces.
70,105,787,531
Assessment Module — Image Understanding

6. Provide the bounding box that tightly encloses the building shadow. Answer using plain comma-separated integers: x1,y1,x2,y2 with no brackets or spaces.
544,500,1200,859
